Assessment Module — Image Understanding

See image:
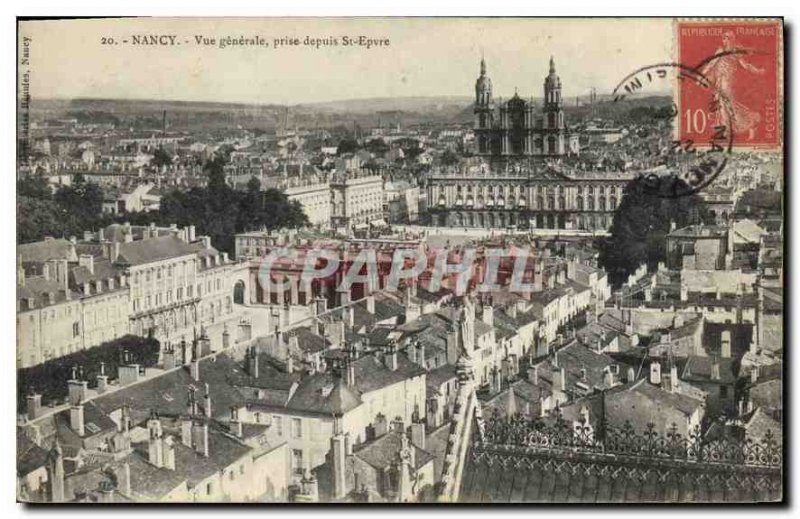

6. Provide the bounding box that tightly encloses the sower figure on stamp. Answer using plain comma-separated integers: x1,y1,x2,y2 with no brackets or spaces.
699,30,765,141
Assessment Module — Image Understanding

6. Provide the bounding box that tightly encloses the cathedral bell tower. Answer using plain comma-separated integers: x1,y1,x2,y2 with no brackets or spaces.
542,56,566,156
474,57,494,155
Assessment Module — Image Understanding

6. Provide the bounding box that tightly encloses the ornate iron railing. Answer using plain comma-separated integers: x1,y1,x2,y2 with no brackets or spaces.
476,411,782,468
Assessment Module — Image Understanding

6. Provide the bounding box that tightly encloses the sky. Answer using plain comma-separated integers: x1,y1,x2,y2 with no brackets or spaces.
19,18,673,105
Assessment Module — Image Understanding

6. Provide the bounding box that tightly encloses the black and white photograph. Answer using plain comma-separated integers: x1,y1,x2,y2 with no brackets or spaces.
14,16,785,505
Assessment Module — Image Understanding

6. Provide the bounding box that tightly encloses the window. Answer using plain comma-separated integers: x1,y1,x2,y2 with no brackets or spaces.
292,449,304,475
72,322,79,337
275,416,283,436
206,482,213,495
229,471,235,481
240,464,245,476
720,386,728,398
292,418,302,439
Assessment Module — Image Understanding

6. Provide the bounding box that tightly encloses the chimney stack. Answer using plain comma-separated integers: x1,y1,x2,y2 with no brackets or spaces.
528,365,539,386
47,443,65,502
649,361,662,385
711,358,721,381
203,383,212,418
191,422,209,457
384,343,398,371
247,346,259,378
96,362,109,394
70,402,85,436
190,357,200,381
163,436,176,470
603,367,615,388
552,367,566,393
147,413,164,467
482,304,493,326
181,419,193,448
346,358,356,386
331,421,347,500
230,407,243,438
26,393,42,421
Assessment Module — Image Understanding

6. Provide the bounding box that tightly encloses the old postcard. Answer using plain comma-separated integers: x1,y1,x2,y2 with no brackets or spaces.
16,17,783,503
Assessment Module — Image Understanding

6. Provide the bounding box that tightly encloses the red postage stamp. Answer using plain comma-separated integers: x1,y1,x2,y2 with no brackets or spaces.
676,19,782,150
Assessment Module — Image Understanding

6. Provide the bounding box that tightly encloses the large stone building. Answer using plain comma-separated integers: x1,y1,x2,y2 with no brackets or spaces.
426,161,634,230
284,177,331,229
330,169,385,232
16,224,247,369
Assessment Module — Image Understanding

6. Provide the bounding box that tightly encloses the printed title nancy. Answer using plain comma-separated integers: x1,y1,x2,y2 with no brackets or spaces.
114,34,390,49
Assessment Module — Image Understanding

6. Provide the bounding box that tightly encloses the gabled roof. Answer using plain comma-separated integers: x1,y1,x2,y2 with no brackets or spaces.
352,430,434,471
286,375,362,415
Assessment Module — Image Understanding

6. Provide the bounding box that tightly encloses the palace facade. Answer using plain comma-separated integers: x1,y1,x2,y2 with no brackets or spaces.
426,161,634,231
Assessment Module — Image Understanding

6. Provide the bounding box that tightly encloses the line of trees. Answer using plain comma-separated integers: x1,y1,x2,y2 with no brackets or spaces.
17,153,309,254
124,155,309,253
17,335,160,412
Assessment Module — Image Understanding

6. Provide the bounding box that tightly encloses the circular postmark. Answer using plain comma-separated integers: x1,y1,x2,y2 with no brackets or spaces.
610,54,737,198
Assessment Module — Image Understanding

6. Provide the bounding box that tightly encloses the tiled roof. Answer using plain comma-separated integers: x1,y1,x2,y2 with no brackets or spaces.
352,430,434,471
17,432,50,477
116,235,197,266
70,258,124,287
681,356,738,385
18,239,77,263
286,375,362,415
17,276,78,306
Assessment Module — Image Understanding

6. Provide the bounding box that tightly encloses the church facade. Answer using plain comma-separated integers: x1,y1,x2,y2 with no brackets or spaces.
425,58,632,231
473,57,579,157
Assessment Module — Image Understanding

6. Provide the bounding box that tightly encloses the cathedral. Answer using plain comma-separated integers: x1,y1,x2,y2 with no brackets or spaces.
473,57,579,157
424,57,633,231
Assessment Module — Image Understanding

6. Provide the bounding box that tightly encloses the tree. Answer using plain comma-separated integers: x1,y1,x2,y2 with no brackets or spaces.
17,176,52,199
336,139,360,155
17,335,160,412
151,146,173,169
597,176,712,287
17,196,65,243
365,138,389,155
440,149,460,166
